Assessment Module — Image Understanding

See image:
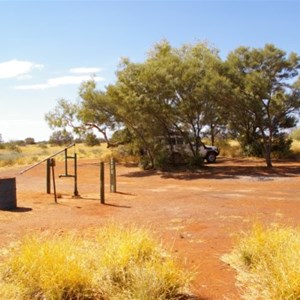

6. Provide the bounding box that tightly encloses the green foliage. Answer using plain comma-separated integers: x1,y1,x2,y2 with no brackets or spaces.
152,149,173,170
24,137,35,145
45,98,79,129
45,41,300,167
271,133,293,158
106,41,228,167
110,128,132,145
185,154,204,170
240,132,293,159
84,133,100,146
239,130,265,158
0,225,192,300
49,130,73,146
225,44,300,167
223,224,300,300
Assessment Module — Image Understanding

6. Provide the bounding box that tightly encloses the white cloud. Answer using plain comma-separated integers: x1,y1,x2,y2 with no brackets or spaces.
0,118,51,142
70,67,102,74
0,59,43,79
15,75,104,90
16,74,33,80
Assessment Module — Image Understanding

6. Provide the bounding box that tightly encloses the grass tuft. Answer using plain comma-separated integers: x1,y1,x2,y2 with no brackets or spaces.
222,224,300,300
0,225,192,300
291,140,300,156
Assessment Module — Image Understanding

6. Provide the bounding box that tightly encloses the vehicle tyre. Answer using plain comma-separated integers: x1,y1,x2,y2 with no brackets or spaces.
206,152,216,163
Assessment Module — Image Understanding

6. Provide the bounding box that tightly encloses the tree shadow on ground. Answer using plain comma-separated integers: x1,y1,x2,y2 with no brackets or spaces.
102,202,131,208
121,158,300,181
78,197,132,208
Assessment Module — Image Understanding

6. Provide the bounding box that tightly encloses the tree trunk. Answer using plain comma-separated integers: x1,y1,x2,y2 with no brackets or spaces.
259,125,273,168
147,150,155,169
210,124,215,146
264,144,273,168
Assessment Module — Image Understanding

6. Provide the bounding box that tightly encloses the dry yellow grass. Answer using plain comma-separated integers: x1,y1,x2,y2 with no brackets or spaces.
215,139,242,157
0,143,113,169
223,224,300,300
0,224,192,300
291,140,300,155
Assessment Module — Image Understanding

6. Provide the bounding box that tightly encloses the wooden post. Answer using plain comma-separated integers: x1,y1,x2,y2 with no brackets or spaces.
73,153,79,197
100,162,105,204
110,158,116,193
50,158,57,203
46,159,51,194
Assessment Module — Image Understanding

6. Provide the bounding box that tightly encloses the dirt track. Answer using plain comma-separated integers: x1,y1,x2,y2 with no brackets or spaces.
1,157,300,299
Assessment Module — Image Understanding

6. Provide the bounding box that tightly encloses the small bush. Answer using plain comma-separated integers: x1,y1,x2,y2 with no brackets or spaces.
0,225,192,300
223,224,300,300
84,133,100,146
185,155,204,170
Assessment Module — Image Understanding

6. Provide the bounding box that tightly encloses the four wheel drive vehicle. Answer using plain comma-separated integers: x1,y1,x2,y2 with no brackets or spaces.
165,136,220,163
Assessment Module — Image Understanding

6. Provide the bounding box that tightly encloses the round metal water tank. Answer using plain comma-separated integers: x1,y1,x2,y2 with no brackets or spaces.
0,177,17,210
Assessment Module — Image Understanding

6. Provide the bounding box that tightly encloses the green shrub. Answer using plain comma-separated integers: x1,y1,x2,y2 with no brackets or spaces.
223,224,300,300
239,133,293,159
185,155,204,170
84,133,100,146
0,225,192,300
153,149,173,170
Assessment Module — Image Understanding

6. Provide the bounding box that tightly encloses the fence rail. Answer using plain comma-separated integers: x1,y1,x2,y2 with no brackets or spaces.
19,143,76,175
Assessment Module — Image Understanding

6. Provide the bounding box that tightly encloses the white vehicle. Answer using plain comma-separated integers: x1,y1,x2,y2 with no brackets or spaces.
165,135,219,163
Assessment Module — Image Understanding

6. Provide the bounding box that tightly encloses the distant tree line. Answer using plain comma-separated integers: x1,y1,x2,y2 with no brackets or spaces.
45,40,300,168
0,137,36,147
0,132,103,148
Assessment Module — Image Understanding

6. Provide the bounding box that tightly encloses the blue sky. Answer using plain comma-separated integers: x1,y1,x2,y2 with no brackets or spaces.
0,0,299,142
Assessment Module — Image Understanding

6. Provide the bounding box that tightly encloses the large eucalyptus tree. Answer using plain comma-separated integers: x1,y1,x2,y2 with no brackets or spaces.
225,44,300,167
105,41,227,164
46,40,227,167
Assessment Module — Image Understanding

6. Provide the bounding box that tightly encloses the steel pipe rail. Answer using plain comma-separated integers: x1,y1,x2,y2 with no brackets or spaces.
19,143,76,175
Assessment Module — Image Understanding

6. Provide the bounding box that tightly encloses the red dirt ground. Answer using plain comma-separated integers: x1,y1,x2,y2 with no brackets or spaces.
1,157,300,299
